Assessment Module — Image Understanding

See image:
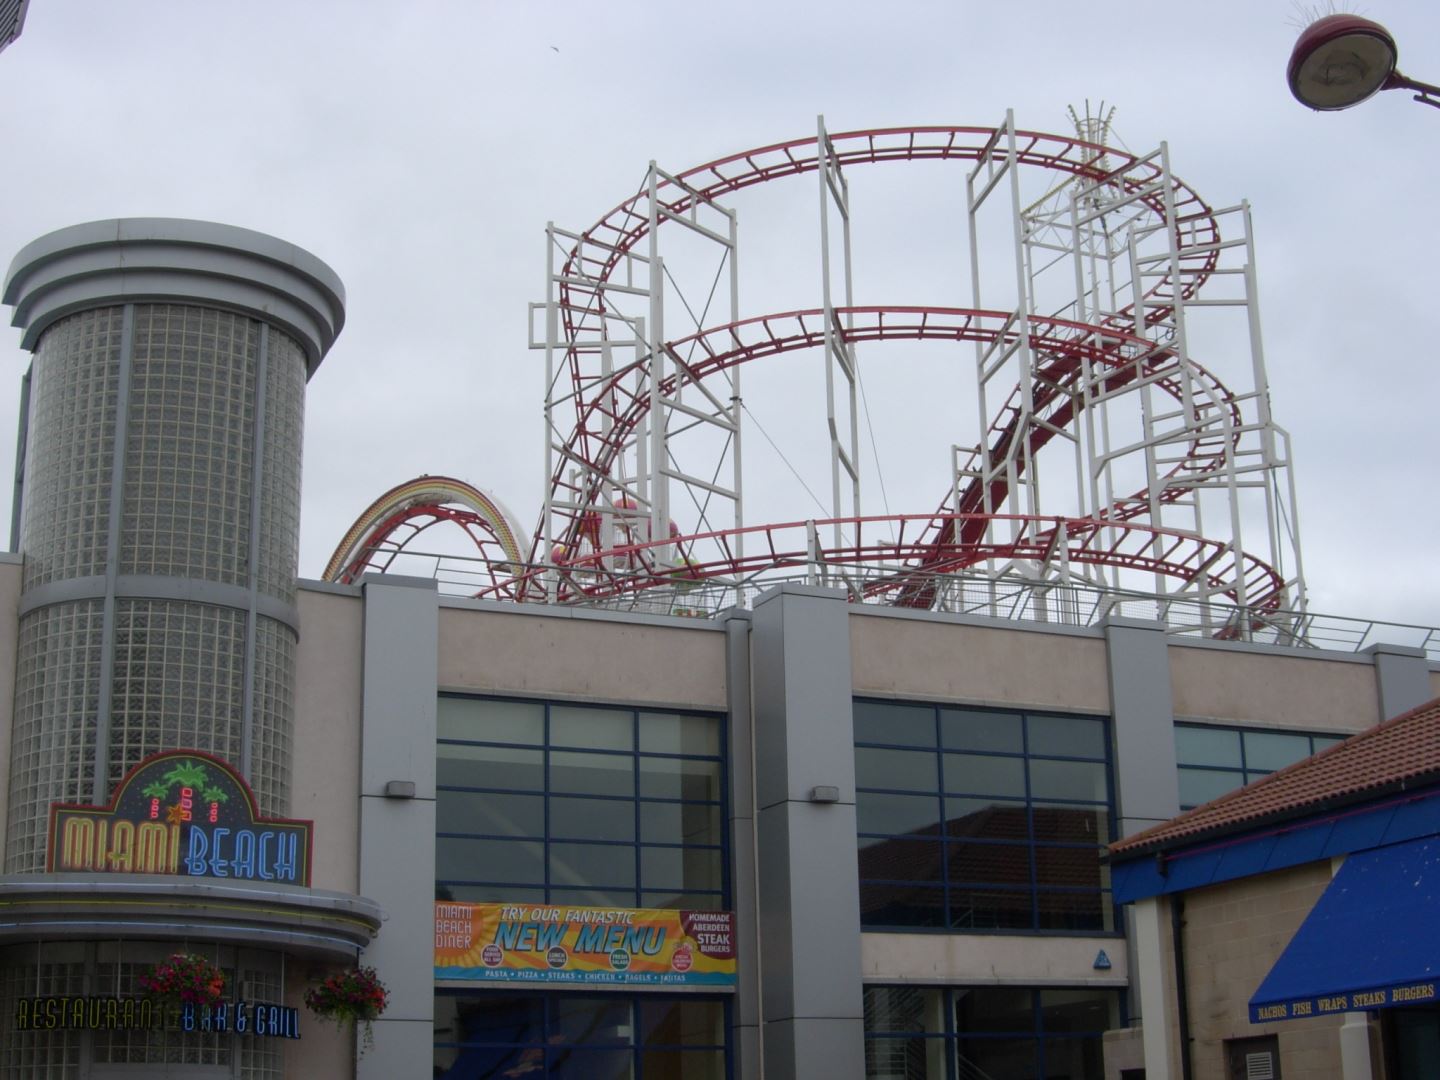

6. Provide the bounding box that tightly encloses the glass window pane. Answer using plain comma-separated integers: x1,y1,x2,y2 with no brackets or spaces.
954,986,1034,1033
551,796,635,842
551,886,638,908
864,1037,949,1080
1175,724,1241,767
857,792,942,837
941,708,1023,753
638,996,725,1046
638,712,720,757
860,882,946,927
434,883,545,905
437,790,544,838
1032,802,1109,844
944,753,1026,798
640,846,722,892
854,701,937,747
640,1049,724,1080
1027,714,1107,760
438,697,543,745
640,800,722,847
955,1038,1037,1078
550,842,634,889
1040,988,1121,1034
1034,845,1107,890
857,837,943,884
435,990,543,1044
1037,890,1113,931
641,890,723,910
552,994,632,1045
436,837,544,885
437,744,543,792
638,757,721,801
1243,730,1314,772
855,747,939,792
1312,735,1347,753
863,986,947,1034
548,1048,633,1078
949,888,1033,930
552,751,635,797
1178,767,1245,808
551,705,634,751
944,797,1028,841
1028,759,1108,803
947,841,1030,886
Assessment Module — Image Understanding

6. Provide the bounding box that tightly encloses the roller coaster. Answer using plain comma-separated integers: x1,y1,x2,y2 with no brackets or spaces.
325,110,1306,634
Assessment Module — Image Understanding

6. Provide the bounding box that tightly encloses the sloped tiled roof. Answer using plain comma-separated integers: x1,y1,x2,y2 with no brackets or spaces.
1111,695,1440,859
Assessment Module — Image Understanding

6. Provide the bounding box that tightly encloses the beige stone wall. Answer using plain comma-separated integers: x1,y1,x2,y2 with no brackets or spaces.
293,586,364,893
1177,861,1364,1080
437,606,727,708
850,612,1110,712
1170,645,1377,731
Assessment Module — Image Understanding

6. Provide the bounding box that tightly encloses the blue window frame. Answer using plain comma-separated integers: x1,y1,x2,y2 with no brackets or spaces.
854,700,1116,933
863,984,1123,1080
436,696,729,911
434,990,731,1079
1175,722,1348,810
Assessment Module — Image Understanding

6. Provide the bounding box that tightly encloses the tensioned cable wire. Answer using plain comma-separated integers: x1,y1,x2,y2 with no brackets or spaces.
740,401,834,524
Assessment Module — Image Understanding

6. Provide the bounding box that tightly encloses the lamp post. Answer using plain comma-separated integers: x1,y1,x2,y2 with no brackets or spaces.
1288,14,1440,112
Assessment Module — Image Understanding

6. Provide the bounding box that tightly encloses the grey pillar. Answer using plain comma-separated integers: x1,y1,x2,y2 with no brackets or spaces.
1366,642,1432,721
751,584,864,1080
1104,616,1179,1035
1103,617,1180,839
725,610,762,1080
357,575,438,1077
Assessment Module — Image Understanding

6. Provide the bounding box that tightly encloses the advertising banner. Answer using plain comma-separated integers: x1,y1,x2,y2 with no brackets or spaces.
435,901,735,988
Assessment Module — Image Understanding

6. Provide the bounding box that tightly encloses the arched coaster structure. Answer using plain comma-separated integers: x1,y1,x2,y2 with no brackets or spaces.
331,112,1307,637
323,476,529,599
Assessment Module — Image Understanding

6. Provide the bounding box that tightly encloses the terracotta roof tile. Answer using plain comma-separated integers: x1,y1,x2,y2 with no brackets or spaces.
1110,695,1440,859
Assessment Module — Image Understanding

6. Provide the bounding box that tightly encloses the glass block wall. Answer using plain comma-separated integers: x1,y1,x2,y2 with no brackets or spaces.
4,303,307,872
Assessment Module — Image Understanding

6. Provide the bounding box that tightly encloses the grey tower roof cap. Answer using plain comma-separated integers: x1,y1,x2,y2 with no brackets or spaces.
3,218,346,376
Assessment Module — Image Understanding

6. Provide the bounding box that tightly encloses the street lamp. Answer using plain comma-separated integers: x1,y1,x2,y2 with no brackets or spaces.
1288,14,1440,112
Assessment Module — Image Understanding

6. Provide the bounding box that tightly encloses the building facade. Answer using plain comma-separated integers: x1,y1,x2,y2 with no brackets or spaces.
0,220,1436,1080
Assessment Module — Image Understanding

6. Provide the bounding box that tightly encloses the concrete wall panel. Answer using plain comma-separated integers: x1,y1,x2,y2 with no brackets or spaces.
1170,645,1376,730
438,607,726,708
293,586,364,893
850,612,1110,713
861,931,1127,987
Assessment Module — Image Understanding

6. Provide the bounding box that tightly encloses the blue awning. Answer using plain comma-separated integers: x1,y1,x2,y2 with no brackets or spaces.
1249,836,1440,1023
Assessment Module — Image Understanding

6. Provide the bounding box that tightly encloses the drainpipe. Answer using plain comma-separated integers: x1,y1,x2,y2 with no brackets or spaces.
1171,895,1194,1080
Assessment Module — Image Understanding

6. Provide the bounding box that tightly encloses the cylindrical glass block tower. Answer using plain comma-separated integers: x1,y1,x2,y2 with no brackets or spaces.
1,219,345,873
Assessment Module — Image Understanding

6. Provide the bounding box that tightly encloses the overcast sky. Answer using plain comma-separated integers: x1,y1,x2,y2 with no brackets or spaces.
1,0,1436,635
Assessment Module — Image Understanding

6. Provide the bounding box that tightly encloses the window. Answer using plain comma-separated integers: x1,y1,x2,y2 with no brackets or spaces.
436,697,727,911
434,991,728,1079
855,701,1115,933
864,985,1122,1080
1175,724,1347,810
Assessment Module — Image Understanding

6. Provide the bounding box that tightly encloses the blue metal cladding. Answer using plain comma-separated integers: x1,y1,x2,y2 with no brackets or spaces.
1248,835,1440,1023
1110,786,1440,904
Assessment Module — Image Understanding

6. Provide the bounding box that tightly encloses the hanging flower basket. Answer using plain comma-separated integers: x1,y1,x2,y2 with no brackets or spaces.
304,966,389,1055
138,952,226,1011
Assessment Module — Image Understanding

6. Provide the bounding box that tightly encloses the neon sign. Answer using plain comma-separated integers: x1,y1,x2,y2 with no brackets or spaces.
46,750,313,885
